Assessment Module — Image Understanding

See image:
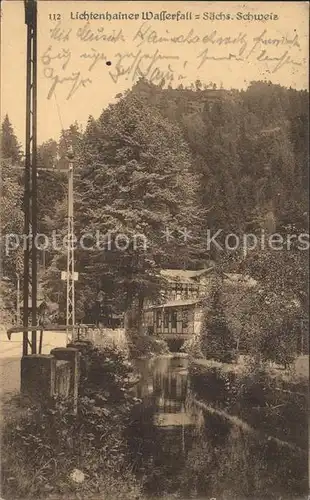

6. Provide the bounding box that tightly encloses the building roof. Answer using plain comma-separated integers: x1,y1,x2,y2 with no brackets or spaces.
160,268,256,287
160,267,214,283
223,273,257,287
148,299,199,310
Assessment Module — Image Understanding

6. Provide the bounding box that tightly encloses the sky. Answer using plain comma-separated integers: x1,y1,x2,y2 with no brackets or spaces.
0,0,308,147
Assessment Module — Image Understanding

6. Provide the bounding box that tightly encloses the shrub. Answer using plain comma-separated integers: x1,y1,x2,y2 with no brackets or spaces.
181,333,203,358
127,330,169,358
256,317,297,368
201,289,237,363
70,340,135,398
1,340,144,500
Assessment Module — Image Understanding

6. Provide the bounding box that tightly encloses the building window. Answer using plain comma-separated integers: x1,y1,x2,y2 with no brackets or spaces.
164,311,169,328
187,284,194,297
171,310,177,329
156,311,162,328
175,283,182,299
182,309,189,329
192,285,199,298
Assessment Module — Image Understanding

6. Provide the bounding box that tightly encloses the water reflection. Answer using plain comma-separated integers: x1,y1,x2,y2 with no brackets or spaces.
134,355,203,428
127,355,308,499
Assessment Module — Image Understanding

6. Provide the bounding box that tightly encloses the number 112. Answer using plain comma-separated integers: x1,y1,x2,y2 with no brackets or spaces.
49,13,61,21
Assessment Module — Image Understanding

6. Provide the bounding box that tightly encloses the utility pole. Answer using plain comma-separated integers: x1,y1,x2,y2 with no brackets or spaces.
16,273,21,325
66,147,75,341
15,156,78,343
23,0,37,355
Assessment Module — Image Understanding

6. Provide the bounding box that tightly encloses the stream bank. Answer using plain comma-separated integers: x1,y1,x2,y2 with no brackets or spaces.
1,331,308,500
128,354,308,499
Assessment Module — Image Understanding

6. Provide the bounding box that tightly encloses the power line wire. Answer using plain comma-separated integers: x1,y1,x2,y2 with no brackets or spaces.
53,93,70,151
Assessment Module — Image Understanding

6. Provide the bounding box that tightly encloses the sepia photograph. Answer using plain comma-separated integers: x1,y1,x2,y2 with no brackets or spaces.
0,1,309,499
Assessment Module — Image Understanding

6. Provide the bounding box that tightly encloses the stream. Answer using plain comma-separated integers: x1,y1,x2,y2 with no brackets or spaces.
127,354,308,499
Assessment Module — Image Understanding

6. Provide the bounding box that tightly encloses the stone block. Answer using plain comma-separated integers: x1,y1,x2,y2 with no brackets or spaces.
55,360,71,399
50,347,80,413
21,355,56,402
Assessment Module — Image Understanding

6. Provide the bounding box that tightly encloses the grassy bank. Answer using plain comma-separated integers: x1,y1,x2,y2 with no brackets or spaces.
183,410,308,499
126,330,169,359
189,357,308,450
1,337,145,500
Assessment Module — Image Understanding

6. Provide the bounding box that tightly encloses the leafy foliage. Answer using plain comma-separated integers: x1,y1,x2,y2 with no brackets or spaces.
236,247,307,364
132,79,308,252
1,339,144,499
75,90,203,325
1,82,308,363
0,114,22,164
0,160,24,313
0,280,14,327
189,358,308,450
126,329,169,358
200,285,236,362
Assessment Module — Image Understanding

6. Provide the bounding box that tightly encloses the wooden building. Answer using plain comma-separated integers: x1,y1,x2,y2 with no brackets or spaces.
143,268,213,340
142,267,259,343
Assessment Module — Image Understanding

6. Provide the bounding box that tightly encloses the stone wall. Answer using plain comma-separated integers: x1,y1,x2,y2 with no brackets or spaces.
20,347,80,412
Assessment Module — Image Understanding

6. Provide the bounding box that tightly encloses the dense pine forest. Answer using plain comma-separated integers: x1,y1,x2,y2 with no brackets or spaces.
1,80,309,354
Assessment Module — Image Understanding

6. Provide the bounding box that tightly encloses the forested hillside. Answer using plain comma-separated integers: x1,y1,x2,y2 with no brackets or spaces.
0,80,308,325
130,79,308,237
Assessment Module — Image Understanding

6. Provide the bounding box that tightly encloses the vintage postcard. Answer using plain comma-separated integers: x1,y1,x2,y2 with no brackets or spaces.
0,1,309,499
